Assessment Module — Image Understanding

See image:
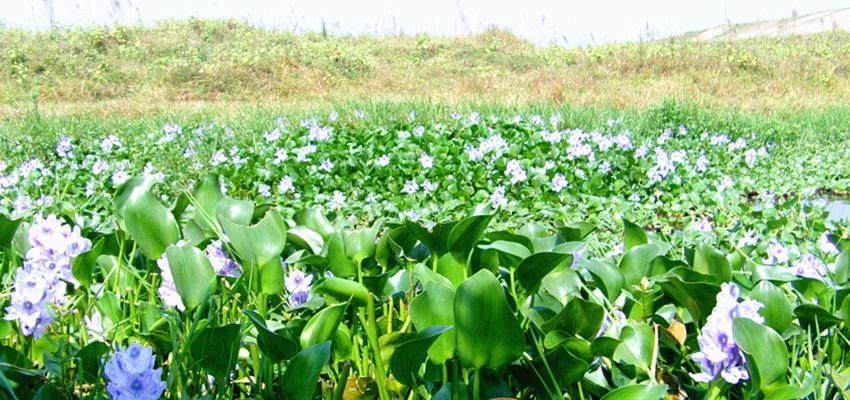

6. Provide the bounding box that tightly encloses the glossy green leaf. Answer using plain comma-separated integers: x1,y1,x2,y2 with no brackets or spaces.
447,214,493,261
613,322,654,372
390,326,452,386
343,226,378,263
244,310,298,363
749,281,793,334
75,341,109,383
734,317,788,391
557,221,597,242
165,244,217,310
622,219,647,251
190,324,241,380
764,384,812,400
478,240,532,259
112,175,157,222
220,208,287,267
619,243,664,288
300,302,349,349
327,231,357,278
516,252,572,291
454,270,523,369
586,260,624,302
288,226,324,254
542,297,604,340
124,190,179,260
600,384,666,400
794,304,842,332
71,238,103,287
313,277,370,307
293,208,335,240
215,197,254,226
0,216,21,249
282,341,332,400
693,244,732,283
409,281,456,364
656,269,720,324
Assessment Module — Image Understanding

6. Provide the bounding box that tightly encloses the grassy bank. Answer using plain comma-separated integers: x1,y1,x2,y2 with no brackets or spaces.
2,20,850,118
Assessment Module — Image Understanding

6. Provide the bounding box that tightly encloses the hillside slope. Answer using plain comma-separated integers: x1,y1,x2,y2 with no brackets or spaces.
689,8,850,41
2,20,849,117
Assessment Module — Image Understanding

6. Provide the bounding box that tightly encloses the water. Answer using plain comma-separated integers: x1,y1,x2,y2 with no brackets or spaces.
1,0,847,46
814,198,850,221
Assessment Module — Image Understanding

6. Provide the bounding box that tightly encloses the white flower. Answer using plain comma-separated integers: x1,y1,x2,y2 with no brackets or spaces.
375,155,390,167
211,151,227,166
328,191,346,209
717,176,735,191
692,218,713,233
765,240,789,265
505,159,527,184
402,180,419,195
696,155,709,172
264,129,281,142
273,149,288,165
599,161,611,174
258,184,271,197
738,229,759,247
278,176,294,194
422,180,436,193
319,159,334,172
551,174,568,193
490,186,507,208
818,232,840,255
419,153,433,169
111,170,129,186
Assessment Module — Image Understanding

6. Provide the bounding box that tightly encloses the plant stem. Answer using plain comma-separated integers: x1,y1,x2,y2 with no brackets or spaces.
365,295,390,400
473,368,481,400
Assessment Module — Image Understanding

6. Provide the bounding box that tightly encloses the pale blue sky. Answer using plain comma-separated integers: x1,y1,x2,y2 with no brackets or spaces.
2,0,848,45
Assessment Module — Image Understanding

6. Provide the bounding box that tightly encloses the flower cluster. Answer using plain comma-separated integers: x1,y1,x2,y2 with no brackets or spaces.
285,268,314,307
4,215,91,338
205,240,242,278
692,283,764,384
156,254,185,311
104,344,167,400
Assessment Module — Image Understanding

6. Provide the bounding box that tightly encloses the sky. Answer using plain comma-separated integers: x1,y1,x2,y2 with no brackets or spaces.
2,0,848,46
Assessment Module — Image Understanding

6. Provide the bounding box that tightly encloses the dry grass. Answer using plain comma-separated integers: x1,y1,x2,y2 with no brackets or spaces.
2,19,850,118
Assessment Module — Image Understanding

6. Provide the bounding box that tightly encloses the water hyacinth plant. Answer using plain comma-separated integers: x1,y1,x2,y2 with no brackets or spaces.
0,105,848,399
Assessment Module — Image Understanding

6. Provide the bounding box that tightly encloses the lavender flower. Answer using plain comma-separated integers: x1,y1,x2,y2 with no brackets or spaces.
205,240,242,278
285,269,314,307
4,214,91,338
156,255,185,311
791,254,827,280
551,174,568,193
104,344,166,400
691,283,764,384
765,240,789,265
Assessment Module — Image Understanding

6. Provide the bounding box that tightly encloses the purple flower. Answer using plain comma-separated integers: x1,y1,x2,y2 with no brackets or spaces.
4,214,91,338
205,240,242,278
691,283,764,384
285,269,314,307
791,254,827,280
104,344,166,400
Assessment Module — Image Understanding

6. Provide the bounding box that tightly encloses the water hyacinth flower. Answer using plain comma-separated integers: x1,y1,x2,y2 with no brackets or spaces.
278,176,294,195
285,269,314,307
402,180,419,195
490,186,507,208
104,344,166,400
205,240,242,278
156,254,185,311
4,214,91,338
505,159,527,184
419,153,433,169
791,254,828,280
818,232,840,255
551,173,568,193
375,155,390,167
765,240,789,265
691,283,765,384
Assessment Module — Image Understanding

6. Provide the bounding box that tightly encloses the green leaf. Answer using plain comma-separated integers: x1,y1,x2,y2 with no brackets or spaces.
215,197,254,226
478,240,532,259
75,341,109,383
409,281,456,364
343,226,378,264
390,326,453,386
447,214,493,262
542,297,604,340
165,245,217,310
190,324,241,380
454,270,523,370
734,317,788,391
622,219,648,251
794,304,843,332
516,252,572,291
586,260,624,303
71,238,103,287
613,322,654,372
763,384,812,400
282,341,332,400
436,252,466,286
557,221,597,242
294,208,335,240
656,268,720,324
220,209,287,267
327,231,357,278
33,384,62,400
313,277,370,307
113,175,157,222
693,244,732,283
0,215,21,248
619,243,663,288
125,190,179,260
186,174,224,237
600,384,666,400
259,256,285,295
750,281,793,335
288,226,324,254
300,302,349,349
244,310,298,363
